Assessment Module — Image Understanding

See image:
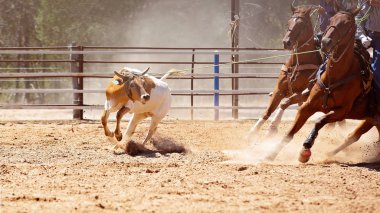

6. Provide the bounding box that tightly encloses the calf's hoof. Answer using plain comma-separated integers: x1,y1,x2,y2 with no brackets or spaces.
105,131,115,138
115,132,123,141
298,148,311,163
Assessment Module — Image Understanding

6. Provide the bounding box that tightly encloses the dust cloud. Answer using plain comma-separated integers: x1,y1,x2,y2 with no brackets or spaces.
82,0,290,120
223,121,380,165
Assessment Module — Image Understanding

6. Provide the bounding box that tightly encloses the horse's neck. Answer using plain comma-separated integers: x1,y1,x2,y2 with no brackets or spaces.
326,44,355,81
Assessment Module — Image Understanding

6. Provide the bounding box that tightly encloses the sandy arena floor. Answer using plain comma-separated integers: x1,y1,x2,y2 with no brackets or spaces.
1,119,380,212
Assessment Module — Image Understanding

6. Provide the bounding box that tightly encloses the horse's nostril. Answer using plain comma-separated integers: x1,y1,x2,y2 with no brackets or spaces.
283,40,292,49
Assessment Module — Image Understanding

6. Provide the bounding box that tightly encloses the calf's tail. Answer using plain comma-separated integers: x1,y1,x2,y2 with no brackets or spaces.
160,69,185,81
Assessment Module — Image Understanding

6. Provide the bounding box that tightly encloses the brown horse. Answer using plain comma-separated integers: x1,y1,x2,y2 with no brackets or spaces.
265,9,380,163
247,5,321,138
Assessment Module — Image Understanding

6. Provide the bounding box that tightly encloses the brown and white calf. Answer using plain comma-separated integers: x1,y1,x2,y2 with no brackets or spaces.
101,67,179,151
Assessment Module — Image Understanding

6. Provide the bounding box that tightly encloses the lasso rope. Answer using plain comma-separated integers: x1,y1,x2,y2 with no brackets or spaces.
175,49,321,73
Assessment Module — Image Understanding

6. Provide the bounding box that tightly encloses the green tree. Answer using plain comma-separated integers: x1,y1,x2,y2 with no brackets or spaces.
0,0,40,103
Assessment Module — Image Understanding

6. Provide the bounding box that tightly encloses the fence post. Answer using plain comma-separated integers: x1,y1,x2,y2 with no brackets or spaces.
69,42,84,120
214,51,219,121
191,49,195,120
231,0,240,119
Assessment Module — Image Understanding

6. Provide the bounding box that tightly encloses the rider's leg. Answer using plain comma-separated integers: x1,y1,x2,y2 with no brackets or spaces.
371,34,380,125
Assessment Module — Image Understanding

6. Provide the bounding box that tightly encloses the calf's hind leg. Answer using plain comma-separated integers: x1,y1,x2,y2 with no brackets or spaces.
142,116,162,145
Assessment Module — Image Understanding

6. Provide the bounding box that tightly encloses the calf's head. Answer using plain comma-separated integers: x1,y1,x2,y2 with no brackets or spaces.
113,67,152,104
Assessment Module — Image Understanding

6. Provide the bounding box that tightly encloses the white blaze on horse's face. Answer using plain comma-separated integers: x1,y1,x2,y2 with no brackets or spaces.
283,6,312,50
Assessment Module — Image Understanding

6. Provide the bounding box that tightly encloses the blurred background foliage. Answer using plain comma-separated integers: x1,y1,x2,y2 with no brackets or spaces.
0,0,322,104
0,0,311,48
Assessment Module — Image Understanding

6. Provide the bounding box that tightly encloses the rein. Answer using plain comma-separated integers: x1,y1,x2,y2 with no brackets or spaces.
316,65,357,109
318,13,358,109
284,15,319,95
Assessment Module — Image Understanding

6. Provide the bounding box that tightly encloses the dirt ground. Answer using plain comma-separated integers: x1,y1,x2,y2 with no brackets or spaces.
1,119,380,212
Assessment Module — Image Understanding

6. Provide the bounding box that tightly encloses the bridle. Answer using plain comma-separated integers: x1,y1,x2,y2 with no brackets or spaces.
283,13,319,95
317,11,358,109
322,11,356,62
287,15,315,50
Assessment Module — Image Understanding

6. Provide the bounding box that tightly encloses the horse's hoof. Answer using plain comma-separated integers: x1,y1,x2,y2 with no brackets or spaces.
266,127,278,137
326,151,336,157
298,148,312,163
244,132,258,141
264,152,277,161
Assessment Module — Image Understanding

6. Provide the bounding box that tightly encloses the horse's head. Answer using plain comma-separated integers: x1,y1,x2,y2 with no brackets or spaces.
113,67,151,104
321,8,360,54
283,5,313,50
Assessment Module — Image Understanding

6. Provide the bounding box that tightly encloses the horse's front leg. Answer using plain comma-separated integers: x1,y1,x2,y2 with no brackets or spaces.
327,119,374,157
114,106,130,141
265,102,315,161
247,87,285,139
266,92,307,136
299,109,347,163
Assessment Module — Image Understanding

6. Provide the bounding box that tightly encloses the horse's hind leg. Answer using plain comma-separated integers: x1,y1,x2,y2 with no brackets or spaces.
328,120,374,157
266,92,306,136
338,120,347,129
299,109,347,163
247,88,285,138
325,119,346,129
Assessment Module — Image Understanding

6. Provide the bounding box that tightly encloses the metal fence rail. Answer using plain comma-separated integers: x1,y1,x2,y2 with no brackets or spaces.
0,45,285,120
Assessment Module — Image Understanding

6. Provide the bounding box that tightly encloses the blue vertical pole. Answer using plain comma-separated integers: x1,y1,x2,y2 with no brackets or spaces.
214,51,219,121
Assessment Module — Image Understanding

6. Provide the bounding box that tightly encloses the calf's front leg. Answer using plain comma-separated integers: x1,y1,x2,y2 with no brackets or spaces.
101,110,114,138
114,106,130,141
